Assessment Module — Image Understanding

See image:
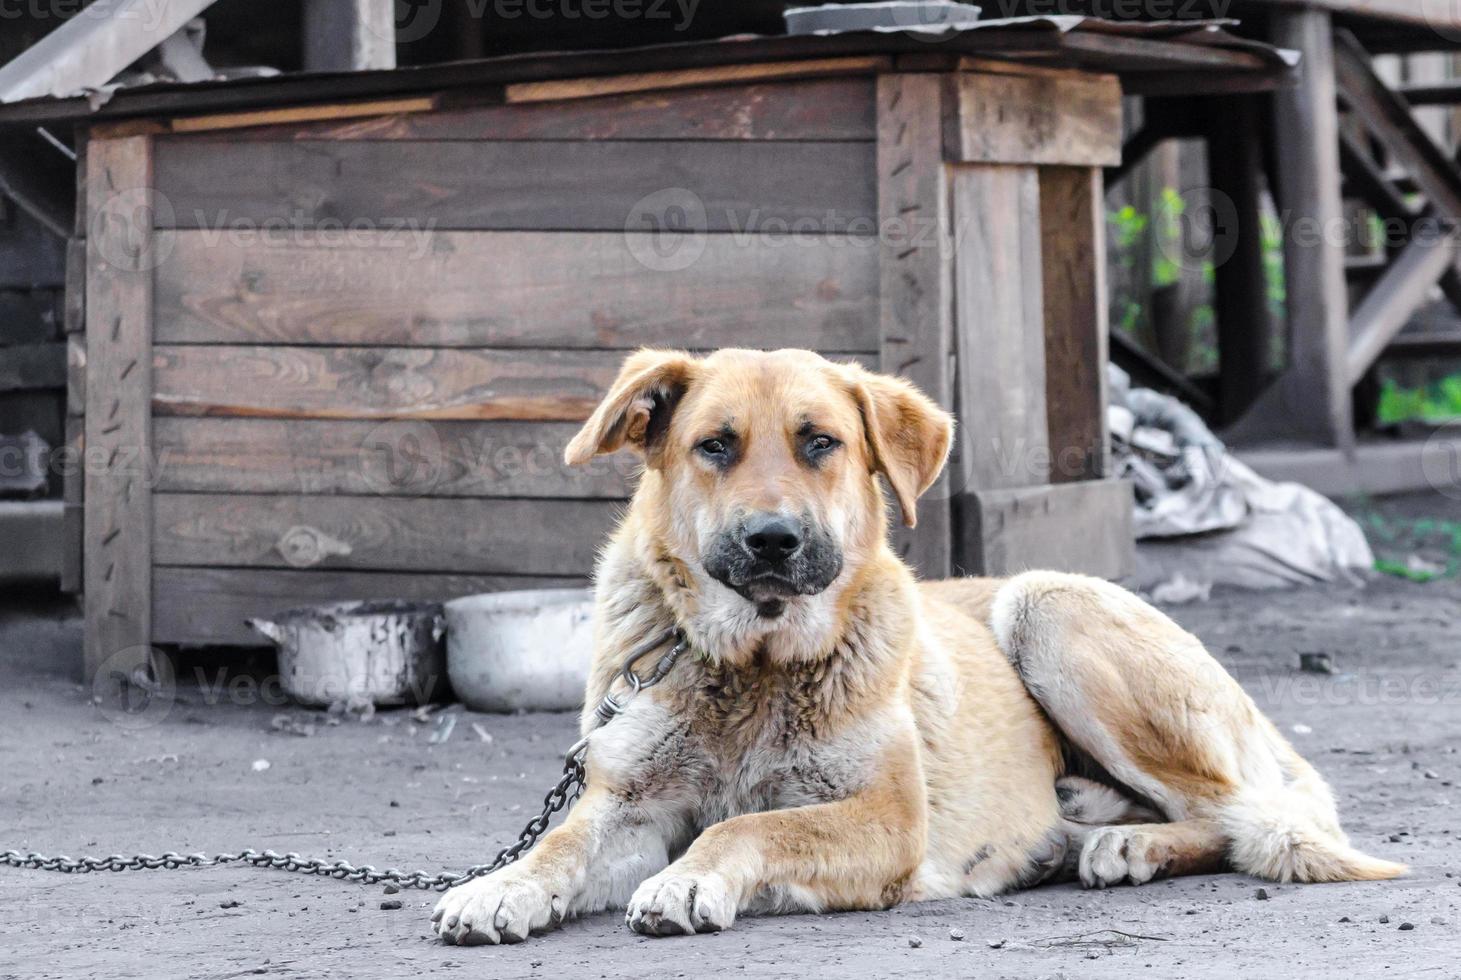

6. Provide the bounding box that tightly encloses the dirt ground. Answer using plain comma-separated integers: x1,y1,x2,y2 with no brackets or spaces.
3,494,1460,980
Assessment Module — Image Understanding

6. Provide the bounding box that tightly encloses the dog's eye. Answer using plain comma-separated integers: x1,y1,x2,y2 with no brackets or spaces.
697,438,729,458
807,435,839,455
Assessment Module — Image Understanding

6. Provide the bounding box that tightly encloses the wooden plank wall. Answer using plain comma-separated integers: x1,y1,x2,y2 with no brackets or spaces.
140,76,883,646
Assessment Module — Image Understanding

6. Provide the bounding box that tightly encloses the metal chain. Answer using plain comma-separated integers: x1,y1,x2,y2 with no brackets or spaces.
2,628,687,893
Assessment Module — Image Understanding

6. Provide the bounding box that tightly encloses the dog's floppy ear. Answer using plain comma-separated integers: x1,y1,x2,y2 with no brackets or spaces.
565,349,698,466
845,366,954,528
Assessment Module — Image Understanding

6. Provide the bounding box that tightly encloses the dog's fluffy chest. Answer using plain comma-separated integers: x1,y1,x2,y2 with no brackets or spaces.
587,654,881,827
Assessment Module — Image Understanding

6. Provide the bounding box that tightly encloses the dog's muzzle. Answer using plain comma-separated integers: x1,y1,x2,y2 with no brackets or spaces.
702,512,843,611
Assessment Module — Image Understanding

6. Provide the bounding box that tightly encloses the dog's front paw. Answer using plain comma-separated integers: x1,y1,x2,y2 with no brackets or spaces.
431,868,564,945
626,869,738,936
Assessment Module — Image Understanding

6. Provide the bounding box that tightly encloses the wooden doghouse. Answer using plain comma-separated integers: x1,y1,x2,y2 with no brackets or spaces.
33,25,1293,680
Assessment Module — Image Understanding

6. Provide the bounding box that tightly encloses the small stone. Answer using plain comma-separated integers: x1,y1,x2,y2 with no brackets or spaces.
1424,770,1440,780
907,936,923,948
1299,653,1335,674
380,900,403,910
1398,922,1415,931
1339,916,1352,923
948,928,965,941
1254,888,1269,900
988,939,1006,949
1430,917,1447,926
220,900,241,909
1389,835,1403,843
382,884,400,895
1379,915,1391,924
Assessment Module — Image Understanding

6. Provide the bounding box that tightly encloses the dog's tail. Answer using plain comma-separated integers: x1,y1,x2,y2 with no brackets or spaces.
1220,786,1406,883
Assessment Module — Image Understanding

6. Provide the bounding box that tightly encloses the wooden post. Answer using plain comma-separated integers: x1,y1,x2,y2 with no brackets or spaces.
83,136,155,686
949,163,1050,497
303,0,397,72
876,74,954,580
1040,166,1110,483
1229,8,1353,451
1208,95,1275,425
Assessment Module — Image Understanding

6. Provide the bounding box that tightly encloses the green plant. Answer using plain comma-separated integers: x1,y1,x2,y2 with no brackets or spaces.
1376,375,1461,425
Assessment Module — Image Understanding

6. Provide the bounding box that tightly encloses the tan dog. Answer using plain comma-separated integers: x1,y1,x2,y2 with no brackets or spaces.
433,348,1402,945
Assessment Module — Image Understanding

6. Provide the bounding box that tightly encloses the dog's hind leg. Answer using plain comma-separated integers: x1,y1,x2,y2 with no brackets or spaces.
991,571,1405,886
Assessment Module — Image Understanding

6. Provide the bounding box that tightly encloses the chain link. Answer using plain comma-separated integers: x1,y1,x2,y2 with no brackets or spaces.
3,628,687,893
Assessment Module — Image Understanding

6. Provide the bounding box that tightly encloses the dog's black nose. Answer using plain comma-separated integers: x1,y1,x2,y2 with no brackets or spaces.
743,514,802,563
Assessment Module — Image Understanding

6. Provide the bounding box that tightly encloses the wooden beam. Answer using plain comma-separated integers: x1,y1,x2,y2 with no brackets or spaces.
83,135,155,686
151,139,876,233
1399,80,1461,106
503,57,889,104
1338,130,1414,223
169,97,434,134
1040,166,1109,483
1109,331,1217,418
962,479,1133,580
875,74,954,579
154,493,617,576
152,229,879,351
1334,31,1461,222
949,163,1049,576
1346,221,1460,385
151,418,636,499
0,0,220,103
945,71,1121,167
303,0,396,72
1228,8,1352,450
1209,95,1277,424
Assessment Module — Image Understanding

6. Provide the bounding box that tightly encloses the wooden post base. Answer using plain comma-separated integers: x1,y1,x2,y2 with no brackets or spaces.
955,478,1134,580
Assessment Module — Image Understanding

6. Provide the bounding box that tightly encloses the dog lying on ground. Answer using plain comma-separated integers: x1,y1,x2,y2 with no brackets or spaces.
433,348,1403,944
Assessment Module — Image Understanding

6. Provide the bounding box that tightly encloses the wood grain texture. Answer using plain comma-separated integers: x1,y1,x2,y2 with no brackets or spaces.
152,230,879,350
151,345,621,422
60,415,82,594
963,479,1133,579
875,74,954,579
1039,166,1108,484
153,567,588,646
151,140,876,233
947,71,1121,167
153,493,620,576
151,345,876,422
950,164,1049,495
152,417,638,498
83,135,154,684
223,77,875,142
